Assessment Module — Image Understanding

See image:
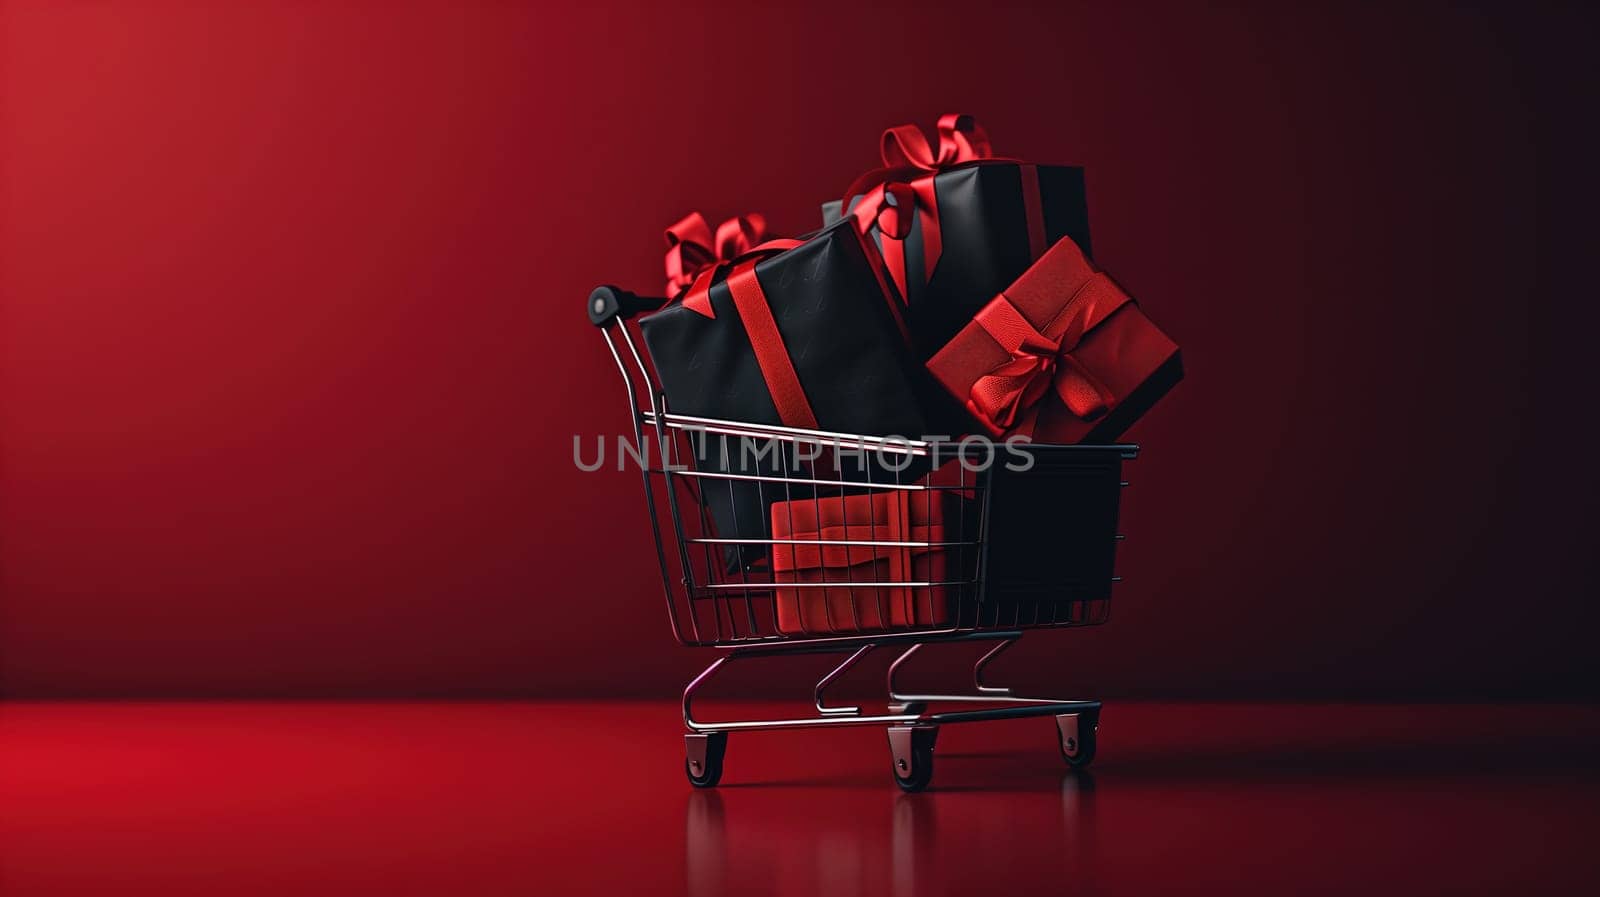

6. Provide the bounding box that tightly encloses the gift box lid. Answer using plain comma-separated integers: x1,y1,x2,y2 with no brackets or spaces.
770,491,950,572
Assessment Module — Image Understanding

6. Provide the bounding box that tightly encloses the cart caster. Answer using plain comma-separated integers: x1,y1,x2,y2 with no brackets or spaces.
887,725,938,793
1055,710,1098,770
685,732,728,788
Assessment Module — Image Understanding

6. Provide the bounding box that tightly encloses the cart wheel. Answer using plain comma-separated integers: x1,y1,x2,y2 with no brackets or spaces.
1055,711,1098,770
685,732,727,788
887,725,938,793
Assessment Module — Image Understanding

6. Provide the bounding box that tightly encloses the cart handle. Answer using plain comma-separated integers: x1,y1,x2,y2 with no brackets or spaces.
588,285,668,327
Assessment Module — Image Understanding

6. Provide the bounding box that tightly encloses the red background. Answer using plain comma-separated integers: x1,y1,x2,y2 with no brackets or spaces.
1,1,1593,699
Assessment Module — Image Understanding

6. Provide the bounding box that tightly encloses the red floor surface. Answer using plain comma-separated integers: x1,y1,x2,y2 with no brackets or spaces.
2,701,1598,896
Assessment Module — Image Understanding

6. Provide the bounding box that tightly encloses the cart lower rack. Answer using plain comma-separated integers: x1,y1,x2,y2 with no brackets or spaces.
591,286,1135,791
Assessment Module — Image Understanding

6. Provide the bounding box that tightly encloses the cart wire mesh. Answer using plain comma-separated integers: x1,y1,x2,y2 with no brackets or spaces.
600,310,1129,650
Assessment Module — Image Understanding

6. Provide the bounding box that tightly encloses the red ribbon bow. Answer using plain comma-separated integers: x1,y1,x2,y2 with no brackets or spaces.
661,211,800,320
663,211,769,298
966,274,1130,437
880,113,993,171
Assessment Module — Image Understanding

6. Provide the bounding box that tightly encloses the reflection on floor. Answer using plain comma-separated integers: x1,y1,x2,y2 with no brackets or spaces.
2,701,1598,895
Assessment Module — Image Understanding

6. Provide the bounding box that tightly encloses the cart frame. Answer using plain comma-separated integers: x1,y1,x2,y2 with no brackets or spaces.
589,286,1131,790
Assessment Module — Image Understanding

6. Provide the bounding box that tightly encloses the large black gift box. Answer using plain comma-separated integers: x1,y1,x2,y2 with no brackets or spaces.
639,217,930,570
823,163,1092,360
822,114,1092,365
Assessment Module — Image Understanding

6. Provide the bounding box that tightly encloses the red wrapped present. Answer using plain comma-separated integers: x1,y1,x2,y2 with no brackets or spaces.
926,235,1182,443
770,491,966,636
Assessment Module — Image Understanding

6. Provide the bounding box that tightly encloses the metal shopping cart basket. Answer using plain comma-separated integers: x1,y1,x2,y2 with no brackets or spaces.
590,285,1138,791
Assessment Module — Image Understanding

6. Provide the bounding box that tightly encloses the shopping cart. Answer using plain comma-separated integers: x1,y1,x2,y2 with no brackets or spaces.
589,285,1138,791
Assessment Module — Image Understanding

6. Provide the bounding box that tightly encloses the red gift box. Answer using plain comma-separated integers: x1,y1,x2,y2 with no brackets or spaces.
770,491,964,636
926,236,1182,443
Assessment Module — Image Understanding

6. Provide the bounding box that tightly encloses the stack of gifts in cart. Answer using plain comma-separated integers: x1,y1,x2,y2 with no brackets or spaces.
625,113,1182,635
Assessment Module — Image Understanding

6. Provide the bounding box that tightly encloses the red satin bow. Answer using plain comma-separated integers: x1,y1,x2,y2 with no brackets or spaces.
880,113,993,171
661,211,800,320
663,211,769,297
842,114,999,302
966,275,1129,437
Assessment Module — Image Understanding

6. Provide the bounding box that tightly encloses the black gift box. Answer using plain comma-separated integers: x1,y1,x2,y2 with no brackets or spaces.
639,217,931,570
823,162,1092,361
